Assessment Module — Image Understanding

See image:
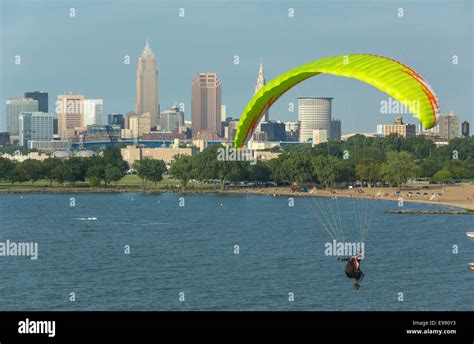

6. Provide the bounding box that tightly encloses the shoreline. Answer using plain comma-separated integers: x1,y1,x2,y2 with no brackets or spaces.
1,184,473,211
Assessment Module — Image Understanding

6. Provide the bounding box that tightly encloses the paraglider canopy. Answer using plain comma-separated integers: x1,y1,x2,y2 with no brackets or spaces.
234,54,440,148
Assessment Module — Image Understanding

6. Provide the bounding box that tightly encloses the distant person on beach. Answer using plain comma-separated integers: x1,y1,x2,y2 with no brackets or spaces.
338,254,364,289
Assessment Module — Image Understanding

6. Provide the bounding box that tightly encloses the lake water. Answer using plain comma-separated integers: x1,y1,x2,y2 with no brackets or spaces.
0,193,472,311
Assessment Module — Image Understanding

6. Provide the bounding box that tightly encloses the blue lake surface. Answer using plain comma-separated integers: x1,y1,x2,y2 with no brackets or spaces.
0,193,472,310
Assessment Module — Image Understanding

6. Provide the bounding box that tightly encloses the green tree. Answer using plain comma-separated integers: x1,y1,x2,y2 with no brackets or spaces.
418,158,443,178
147,159,166,186
247,161,271,182
51,163,66,185
312,155,338,188
169,154,195,189
443,160,471,179
0,157,14,181
104,164,123,186
86,164,105,187
134,158,166,187
21,159,43,184
8,163,28,184
381,151,419,191
42,158,63,186
433,168,452,186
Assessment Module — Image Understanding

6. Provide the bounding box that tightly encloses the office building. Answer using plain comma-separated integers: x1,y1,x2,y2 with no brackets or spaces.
6,98,38,135
0,132,10,146
312,129,328,146
261,121,286,141
383,116,416,138
439,112,461,140
136,39,159,129
462,121,470,137
57,93,85,139
192,73,222,137
108,113,125,129
129,112,151,137
298,97,332,143
24,91,48,112
19,111,54,146
83,99,104,126
160,106,184,132
331,118,342,140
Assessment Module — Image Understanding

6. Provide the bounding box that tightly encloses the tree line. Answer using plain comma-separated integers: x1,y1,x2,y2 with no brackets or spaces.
0,147,127,187
169,135,474,190
0,135,473,190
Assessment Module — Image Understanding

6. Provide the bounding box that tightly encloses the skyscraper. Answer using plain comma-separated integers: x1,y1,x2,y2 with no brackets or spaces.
462,121,470,137
83,99,104,126
6,98,38,135
254,61,268,131
136,39,159,129
160,106,184,132
298,97,332,143
331,118,342,140
192,73,222,138
57,93,84,139
24,91,48,112
439,112,461,140
19,112,53,146
108,113,125,129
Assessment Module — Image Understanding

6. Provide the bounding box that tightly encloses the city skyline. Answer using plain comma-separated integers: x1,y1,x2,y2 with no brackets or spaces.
1,1,472,134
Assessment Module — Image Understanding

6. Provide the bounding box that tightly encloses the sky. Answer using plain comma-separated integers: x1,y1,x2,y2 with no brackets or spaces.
0,0,473,134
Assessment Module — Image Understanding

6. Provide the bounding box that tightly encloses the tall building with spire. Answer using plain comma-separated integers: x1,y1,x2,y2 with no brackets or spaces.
254,60,268,131
136,39,159,130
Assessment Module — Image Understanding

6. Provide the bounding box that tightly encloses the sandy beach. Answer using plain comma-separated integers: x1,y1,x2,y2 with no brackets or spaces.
1,182,473,211
226,183,474,211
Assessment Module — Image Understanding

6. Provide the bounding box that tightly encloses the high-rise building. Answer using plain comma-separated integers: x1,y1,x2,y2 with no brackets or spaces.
108,113,125,129
224,119,239,140
160,106,184,132
298,97,332,143
331,118,342,140
6,98,38,135
129,112,151,138
83,99,104,126
254,61,268,131
0,132,10,146
136,39,159,129
24,91,48,112
57,93,85,139
19,112,54,146
439,112,461,140
192,73,222,138
221,104,227,122
461,121,470,137
383,116,416,138
261,121,286,141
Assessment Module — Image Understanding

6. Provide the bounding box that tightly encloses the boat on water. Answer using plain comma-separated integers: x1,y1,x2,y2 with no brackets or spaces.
466,232,474,238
